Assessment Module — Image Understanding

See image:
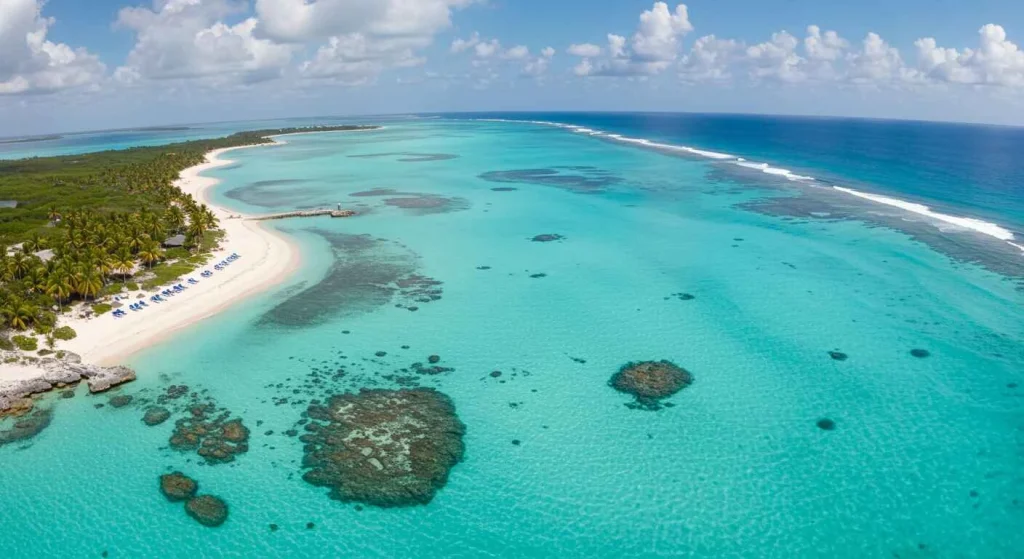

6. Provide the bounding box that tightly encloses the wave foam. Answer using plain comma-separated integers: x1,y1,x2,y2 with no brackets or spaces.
469,116,1019,250
833,186,1015,242
733,161,815,182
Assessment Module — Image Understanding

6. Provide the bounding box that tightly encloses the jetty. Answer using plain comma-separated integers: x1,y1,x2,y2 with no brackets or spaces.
249,208,356,221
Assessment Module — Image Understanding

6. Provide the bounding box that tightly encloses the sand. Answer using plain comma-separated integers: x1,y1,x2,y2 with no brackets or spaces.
55,143,299,366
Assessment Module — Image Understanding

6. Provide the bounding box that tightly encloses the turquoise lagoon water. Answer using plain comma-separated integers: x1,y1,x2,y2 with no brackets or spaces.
2,119,1023,558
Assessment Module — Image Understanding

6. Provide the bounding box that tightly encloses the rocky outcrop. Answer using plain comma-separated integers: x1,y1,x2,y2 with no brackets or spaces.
300,388,466,507
1,352,136,415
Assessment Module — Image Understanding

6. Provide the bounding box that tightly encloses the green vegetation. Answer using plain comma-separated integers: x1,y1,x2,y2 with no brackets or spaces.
91,303,113,316
53,326,77,341
0,124,375,338
0,335,13,351
11,335,38,352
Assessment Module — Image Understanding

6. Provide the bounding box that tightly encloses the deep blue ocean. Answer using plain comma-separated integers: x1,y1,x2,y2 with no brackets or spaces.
1,114,1022,558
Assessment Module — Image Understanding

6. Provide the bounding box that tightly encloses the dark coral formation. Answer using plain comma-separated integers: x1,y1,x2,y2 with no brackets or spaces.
160,472,198,502
186,495,228,527
531,234,564,243
665,292,695,301
108,394,133,408
260,231,443,327
479,166,622,194
817,418,837,431
910,349,931,358
300,388,466,507
0,408,52,447
609,360,693,410
828,351,849,361
169,404,250,464
347,152,458,163
142,406,171,426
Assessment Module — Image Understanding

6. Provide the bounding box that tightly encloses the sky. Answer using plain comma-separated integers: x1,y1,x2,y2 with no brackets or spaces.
3,0,1024,135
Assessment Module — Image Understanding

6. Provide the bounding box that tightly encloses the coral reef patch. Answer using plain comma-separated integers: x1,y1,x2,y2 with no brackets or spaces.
185,495,229,527
160,472,198,502
609,360,693,410
300,388,465,507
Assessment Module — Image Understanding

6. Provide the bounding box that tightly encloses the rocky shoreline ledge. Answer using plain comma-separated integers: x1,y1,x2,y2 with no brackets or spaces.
0,351,136,415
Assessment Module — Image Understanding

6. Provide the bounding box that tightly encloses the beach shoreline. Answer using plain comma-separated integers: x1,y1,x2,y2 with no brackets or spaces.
2,136,312,411
59,141,301,365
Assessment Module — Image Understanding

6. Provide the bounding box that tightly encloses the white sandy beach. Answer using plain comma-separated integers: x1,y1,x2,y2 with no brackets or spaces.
58,143,299,365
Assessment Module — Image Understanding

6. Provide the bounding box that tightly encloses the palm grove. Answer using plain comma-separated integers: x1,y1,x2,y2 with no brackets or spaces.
0,125,375,340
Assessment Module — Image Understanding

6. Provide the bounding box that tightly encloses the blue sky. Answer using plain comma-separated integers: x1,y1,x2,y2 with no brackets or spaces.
3,0,1024,135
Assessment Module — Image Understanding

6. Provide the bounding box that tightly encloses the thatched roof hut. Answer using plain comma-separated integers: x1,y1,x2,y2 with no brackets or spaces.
163,234,186,248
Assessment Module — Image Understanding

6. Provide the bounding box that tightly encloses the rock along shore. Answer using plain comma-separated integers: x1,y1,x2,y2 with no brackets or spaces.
0,351,136,415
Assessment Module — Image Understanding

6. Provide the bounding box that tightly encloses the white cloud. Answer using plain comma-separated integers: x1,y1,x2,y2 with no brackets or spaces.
255,0,476,43
115,0,294,84
450,32,480,53
568,43,602,58
522,47,555,77
913,24,1024,87
845,32,905,85
504,45,530,60
679,35,743,82
572,2,694,77
300,33,427,84
746,31,805,83
0,0,105,94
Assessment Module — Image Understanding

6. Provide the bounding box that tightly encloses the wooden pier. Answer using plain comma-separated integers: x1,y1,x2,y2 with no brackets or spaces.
249,208,356,221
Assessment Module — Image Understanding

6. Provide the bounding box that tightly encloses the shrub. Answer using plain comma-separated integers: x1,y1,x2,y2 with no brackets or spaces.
92,303,113,316
0,335,14,351
127,282,140,291
38,349,53,356
53,326,77,341
12,335,38,352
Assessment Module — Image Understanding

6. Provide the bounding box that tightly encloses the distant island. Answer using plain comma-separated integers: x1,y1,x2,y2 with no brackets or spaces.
0,135,63,145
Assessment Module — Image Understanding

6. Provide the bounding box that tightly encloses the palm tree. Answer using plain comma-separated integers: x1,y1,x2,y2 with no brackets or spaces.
47,205,62,222
113,250,134,285
77,270,103,301
3,300,37,330
46,273,73,306
137,241,163,269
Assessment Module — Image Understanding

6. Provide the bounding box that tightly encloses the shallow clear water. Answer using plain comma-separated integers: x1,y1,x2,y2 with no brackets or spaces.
2,119,1023,558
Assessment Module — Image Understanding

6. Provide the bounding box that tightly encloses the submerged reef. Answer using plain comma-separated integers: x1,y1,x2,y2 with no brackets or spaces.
185,495,229,527
0,407,53,447
609,361,693,410
300,388,466,507
260,231,444,327
169,403,250,464
531,234,564,243
479,166,622,194
160,472,198,502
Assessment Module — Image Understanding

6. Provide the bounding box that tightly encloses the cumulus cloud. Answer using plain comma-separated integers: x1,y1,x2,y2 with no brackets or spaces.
572,2,693,77
746,31,805,82
679,35,743,82
255,0,476,43
845,32,905,85
300,33,427,84
450,32,552,79
568,43,602,58
0,0,106,94
913,24,1024,87
115,0,293,84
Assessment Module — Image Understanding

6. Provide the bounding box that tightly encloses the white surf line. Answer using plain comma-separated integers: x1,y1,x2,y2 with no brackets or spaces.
833,186,1017,242
473,116,1022,253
